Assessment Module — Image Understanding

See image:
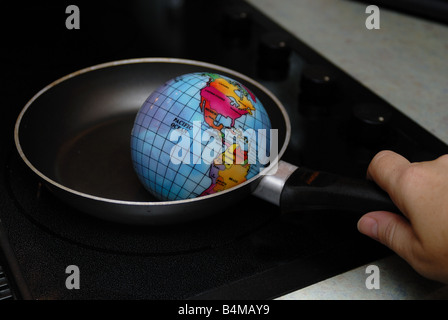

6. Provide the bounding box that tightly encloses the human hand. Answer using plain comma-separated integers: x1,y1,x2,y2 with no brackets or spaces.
357,150,448,284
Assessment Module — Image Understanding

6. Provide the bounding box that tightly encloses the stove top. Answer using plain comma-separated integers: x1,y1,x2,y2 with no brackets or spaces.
1,1,448,300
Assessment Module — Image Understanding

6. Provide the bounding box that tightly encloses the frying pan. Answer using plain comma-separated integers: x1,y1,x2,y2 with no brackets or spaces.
14,58,397,225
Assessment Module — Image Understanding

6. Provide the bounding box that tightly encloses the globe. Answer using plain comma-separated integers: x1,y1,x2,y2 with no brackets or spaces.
131,72,272,201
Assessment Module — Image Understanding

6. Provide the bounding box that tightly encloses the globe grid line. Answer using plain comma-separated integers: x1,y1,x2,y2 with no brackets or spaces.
151,90,198,200
160,74,213,199
133,74,215,200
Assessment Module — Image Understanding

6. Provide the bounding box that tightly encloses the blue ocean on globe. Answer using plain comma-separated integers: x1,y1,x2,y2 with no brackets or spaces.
130,72,272,201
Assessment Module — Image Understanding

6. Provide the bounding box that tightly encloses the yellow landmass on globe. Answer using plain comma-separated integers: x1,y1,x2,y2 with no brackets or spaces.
201,144,250,195
214,161,250,192
221,143,246,168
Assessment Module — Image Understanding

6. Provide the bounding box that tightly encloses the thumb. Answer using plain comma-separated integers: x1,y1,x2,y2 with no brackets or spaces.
358,211,417,262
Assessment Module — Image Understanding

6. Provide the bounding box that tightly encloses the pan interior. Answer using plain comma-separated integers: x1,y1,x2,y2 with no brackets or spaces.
55,113,155,201
17,60,289,203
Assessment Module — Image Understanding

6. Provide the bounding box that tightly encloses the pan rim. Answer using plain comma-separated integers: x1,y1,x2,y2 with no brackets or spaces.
14,57,291,206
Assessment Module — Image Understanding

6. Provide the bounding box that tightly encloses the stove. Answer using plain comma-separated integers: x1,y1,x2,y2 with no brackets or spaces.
1,1,448,300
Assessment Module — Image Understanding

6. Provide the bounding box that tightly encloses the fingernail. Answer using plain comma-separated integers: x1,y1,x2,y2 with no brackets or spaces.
358,216,379,240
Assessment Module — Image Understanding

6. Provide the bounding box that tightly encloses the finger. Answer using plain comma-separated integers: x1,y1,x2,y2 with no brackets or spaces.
358,211,418,264
366,150,410,197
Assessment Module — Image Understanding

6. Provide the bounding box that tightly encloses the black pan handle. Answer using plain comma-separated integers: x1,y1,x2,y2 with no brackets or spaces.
279,166,399,213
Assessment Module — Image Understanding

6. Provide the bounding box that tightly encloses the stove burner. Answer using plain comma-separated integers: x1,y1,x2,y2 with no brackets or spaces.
7,150,277,256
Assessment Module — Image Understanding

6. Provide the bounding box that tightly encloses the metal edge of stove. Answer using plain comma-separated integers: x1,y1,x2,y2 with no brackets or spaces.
0,219,32,300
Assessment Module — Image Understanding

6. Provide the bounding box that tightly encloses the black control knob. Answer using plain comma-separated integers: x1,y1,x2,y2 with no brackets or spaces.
223,6,252,41
257,32,292,80
351,103,393,145
299,65,338,116
258,32,291,65
300,65,337,102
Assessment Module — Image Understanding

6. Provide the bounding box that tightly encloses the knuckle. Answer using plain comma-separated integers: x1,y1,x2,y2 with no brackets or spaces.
379,215,412,259
395,164,425,190
381,218,399,248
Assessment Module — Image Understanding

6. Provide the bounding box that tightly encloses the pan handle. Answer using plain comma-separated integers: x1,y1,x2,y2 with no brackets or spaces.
254,161,399,213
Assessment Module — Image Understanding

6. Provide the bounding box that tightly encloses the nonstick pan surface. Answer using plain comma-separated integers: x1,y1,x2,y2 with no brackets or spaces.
15,58,291,225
